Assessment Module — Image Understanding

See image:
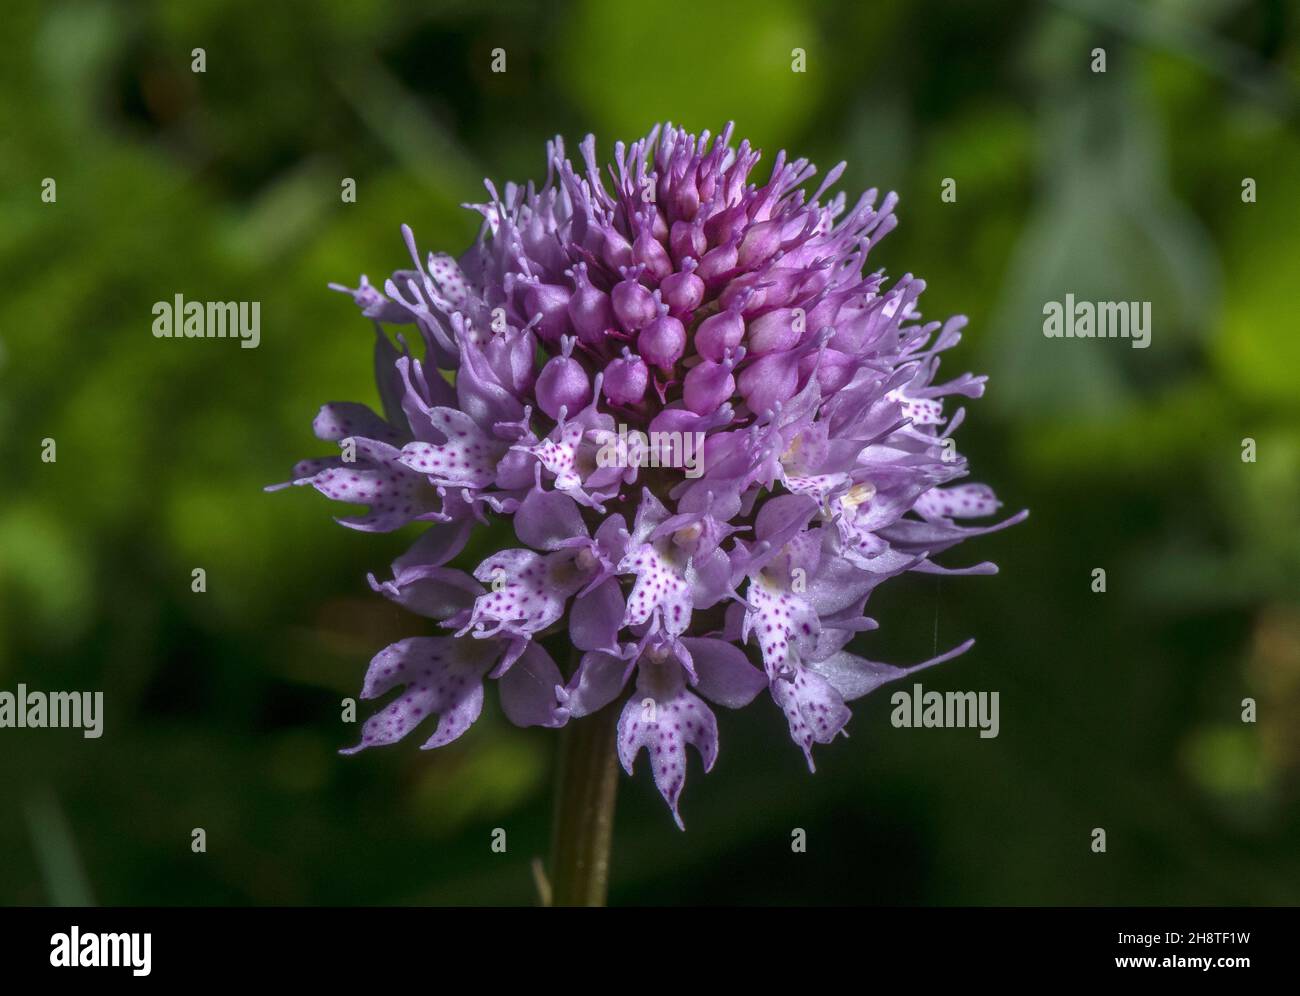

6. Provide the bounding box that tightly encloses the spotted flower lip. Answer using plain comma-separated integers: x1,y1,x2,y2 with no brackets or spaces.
275,122,1026,827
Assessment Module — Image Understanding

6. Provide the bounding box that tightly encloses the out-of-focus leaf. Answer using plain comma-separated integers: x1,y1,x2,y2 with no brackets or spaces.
988,70,1218,418
559,0,823,144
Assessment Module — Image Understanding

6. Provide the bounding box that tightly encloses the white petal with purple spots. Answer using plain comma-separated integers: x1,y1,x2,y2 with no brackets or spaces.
617,660,719,829
342,637,499,753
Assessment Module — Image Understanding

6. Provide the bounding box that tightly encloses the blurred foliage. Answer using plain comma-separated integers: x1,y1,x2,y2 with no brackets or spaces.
1,0,1297,905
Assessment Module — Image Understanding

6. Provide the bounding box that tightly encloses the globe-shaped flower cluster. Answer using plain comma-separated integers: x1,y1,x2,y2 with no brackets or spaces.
275,123,1024,826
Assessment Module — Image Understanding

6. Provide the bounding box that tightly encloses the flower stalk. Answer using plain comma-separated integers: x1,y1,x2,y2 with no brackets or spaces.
548,701,620,907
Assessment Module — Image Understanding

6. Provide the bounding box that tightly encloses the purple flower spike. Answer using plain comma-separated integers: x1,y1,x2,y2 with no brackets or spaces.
277,122,1024,828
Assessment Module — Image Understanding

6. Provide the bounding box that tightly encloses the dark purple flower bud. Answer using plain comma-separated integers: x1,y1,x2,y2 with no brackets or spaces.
566,263,614,346
747,307,803,356
612,265,657,331
697,162,718,203
603,346,649,404
649,208,669,243
796,264,833,299
718,272,765,313
704,204,748,247
745,267,804,310
737,219,783,269
683,347,744,414
600,226,633,271
659,258,704,315
535,336,592,418
806,294,842,333
670,220,707,264
696,238,739,285
633,224,673,282
638,299,686,371
737,350,799,414
673,169,700,221
695,304,745,362
524,280,572,344
800,346,856,394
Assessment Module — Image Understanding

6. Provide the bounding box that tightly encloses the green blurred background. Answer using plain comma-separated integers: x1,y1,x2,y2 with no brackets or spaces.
2,0,1298,905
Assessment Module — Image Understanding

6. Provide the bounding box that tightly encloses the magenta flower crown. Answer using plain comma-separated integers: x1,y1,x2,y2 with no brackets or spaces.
274,123,1025,827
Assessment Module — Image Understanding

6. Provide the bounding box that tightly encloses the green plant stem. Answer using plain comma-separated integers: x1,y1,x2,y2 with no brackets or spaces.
548,702,620,907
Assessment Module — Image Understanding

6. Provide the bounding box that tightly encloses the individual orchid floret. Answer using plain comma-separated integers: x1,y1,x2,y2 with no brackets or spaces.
272,434,440,533
563,632,766,827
